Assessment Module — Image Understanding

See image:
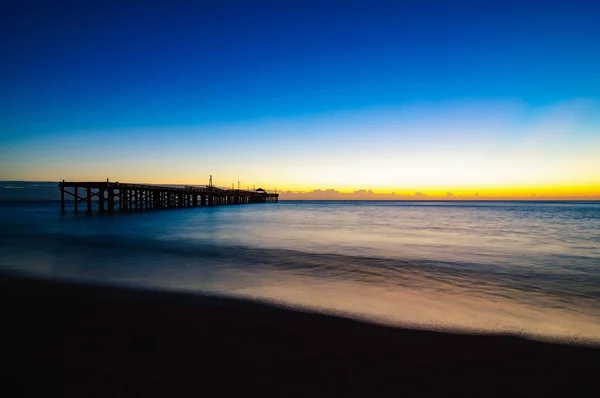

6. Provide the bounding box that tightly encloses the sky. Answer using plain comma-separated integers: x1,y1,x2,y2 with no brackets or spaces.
1,0,599,199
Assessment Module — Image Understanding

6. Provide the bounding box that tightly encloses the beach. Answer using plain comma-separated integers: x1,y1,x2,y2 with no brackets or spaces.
1,199,600,396
1,272,599,397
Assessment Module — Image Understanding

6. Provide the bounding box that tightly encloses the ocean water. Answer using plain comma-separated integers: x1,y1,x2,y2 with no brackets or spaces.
1,200,600,343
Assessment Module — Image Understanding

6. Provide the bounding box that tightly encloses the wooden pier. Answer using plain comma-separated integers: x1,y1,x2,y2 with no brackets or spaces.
58,181,279,213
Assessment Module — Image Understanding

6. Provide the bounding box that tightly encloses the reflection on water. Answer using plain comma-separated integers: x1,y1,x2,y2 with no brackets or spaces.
1,200,600,342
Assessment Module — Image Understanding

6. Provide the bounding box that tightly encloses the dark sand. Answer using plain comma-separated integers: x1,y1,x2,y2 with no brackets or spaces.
1,273,598,397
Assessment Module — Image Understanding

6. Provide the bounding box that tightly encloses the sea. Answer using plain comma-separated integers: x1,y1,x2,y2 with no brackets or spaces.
1,193,600,343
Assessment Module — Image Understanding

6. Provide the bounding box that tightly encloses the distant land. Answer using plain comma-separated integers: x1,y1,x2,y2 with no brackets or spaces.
279,189,600,201
1,182,599,202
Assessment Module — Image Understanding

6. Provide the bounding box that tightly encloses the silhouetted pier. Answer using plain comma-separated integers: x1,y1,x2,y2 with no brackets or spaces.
59,180,278,213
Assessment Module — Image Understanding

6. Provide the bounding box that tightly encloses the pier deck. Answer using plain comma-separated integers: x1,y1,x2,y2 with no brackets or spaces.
58,181,278,213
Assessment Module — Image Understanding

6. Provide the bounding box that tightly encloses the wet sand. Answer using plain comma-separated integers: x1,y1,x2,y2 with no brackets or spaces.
1,273,598,397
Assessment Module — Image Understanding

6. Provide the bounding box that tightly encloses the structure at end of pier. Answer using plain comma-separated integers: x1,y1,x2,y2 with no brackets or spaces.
58,180,279,213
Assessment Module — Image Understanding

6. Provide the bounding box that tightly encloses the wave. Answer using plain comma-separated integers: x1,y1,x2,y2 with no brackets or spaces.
2,229,600,308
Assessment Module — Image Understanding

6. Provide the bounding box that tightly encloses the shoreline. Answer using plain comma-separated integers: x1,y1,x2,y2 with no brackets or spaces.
1,272,599,397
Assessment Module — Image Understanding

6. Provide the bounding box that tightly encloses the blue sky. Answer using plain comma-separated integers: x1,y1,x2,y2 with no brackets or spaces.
1,0,599,196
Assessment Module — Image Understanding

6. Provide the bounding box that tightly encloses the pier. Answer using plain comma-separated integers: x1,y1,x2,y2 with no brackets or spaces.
58,180,279,213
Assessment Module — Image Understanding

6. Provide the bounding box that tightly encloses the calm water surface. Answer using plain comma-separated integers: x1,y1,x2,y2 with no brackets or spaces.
1,200,599,343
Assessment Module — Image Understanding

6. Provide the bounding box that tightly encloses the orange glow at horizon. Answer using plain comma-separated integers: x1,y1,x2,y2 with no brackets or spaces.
2,99,598,200
276,186,600,200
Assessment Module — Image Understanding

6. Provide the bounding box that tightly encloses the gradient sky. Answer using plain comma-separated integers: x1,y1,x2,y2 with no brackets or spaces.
1,0,599,198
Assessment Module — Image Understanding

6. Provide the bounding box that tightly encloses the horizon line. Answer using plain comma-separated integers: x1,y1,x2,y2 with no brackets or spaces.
1,180,599,199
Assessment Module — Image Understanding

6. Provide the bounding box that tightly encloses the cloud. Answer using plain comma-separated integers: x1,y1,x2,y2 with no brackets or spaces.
280,189,438,200
278,189,600,201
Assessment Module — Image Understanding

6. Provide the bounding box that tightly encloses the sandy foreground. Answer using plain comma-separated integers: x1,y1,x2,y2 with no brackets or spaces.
1,272,598,397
